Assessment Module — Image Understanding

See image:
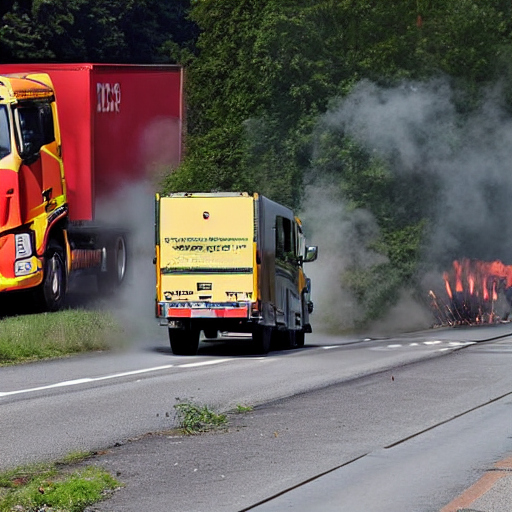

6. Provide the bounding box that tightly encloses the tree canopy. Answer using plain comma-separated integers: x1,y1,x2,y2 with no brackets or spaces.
3,0,512,327
0,0,197,63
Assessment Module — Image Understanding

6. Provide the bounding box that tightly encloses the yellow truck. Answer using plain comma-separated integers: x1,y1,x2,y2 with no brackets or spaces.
155,192,318,354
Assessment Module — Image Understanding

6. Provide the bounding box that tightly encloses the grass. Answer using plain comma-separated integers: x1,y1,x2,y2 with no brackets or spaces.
0,453,121,512
174,401,228,435
0,309,124,366
235,404,253,413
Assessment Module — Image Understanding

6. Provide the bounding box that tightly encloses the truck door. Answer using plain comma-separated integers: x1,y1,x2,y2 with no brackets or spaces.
16,101,64,227
274,215,301,329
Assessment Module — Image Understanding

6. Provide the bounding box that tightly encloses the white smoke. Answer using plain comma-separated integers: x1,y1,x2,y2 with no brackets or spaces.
300,186,387,332
70,180,164,348
303,78,512,333
325,79,512,263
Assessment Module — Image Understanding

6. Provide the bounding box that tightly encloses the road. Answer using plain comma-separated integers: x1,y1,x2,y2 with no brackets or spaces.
2,322,512,511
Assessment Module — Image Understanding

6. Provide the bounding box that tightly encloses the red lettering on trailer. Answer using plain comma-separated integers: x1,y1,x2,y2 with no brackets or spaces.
96,83,121,113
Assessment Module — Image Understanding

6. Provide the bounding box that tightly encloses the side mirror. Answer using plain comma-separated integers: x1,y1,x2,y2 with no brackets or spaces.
304,246,318,263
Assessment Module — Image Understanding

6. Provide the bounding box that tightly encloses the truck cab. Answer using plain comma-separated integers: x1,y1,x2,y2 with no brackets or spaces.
0,74,68,310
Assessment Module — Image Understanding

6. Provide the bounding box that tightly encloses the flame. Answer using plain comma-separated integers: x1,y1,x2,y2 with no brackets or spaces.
433,258,512,326
443,272,453,299
453,260,463,293
468,275,475,295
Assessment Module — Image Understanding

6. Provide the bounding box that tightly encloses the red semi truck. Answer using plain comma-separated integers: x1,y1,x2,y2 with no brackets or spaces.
0,63,184,311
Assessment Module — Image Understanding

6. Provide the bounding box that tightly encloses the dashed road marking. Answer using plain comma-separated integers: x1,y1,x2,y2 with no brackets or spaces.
370,340,475,352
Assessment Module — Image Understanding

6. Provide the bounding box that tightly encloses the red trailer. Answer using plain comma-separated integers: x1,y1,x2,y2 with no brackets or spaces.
0,63,184,310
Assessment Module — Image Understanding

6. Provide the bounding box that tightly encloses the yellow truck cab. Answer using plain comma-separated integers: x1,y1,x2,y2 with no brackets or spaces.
155,192,318,355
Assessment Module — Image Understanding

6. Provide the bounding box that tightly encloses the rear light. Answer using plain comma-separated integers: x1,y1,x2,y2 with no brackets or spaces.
250,300,261,318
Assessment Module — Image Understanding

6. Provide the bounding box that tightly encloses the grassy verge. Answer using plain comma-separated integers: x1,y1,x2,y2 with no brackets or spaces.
0,453,121,512
0,310,124,366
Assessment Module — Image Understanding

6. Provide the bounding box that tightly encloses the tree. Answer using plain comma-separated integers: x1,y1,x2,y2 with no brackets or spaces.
0,0,197,63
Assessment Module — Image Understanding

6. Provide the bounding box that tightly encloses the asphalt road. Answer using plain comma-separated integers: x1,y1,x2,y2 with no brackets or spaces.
0,324,483,469
2,322,512,511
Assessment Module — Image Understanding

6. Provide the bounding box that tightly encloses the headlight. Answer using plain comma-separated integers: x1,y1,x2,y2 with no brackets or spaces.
15,233,32,259
15,258,36,276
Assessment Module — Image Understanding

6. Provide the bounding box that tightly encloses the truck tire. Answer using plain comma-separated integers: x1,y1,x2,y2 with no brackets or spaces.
98,235,127,294
253,325,272,354
35,242,66,312
169,328,200,355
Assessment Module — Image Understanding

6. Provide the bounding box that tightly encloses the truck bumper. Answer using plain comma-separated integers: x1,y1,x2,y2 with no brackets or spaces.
0,230,44,292
159,302,250,320
0,265,44,292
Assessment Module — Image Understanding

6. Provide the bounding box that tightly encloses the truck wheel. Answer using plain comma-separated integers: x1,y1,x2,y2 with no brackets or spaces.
253,325,272,354
111,235,127,284
98,235,127,294
36,243,66,312
169,328,200,355
296,331,305,348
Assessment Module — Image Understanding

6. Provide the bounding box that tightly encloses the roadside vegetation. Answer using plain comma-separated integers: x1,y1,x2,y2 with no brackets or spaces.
174,400,228,435
235,404,254,414
0,310,123,366
0,452,121,512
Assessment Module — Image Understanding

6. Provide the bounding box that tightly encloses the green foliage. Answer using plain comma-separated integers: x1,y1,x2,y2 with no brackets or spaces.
0,310,123,365
0,460,120,512
347,222,426,325
174,401,227,434
0,0,197,63
235,404,253,413
343,262,404,327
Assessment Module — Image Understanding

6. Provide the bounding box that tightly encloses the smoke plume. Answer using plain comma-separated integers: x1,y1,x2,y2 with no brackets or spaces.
70,180,164,348
304,78,512,332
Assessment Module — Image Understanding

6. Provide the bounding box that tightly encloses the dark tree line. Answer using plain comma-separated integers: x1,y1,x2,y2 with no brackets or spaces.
0,0,197,63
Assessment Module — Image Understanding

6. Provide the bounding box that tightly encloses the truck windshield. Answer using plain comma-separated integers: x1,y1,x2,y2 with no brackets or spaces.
0,105,10,160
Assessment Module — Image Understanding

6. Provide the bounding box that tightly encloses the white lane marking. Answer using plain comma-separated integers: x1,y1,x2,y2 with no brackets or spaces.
388,344,402,348
322,346,338,350
448,341,475,346
178,359,232,368
424,340,442,345
0,361,230,398
409,343,419,346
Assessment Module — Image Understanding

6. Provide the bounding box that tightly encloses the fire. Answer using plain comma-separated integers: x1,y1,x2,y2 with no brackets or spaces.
431,258,512,326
